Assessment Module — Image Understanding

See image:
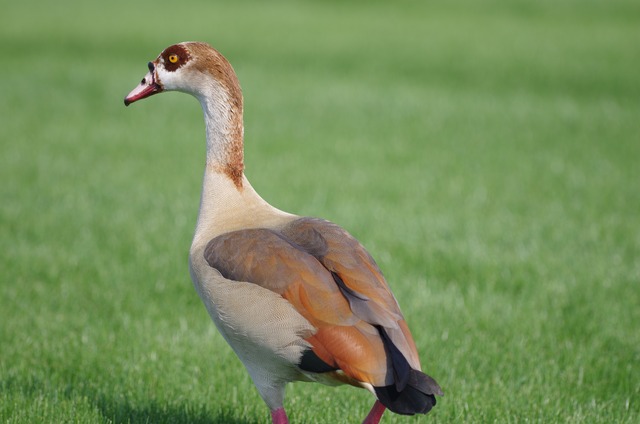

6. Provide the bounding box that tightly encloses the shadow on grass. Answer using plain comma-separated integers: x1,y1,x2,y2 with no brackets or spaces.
1,375,261,424
93,395,259,424
98,401,258,424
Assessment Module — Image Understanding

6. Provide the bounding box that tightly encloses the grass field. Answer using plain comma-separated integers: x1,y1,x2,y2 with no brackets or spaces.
1,0,639,422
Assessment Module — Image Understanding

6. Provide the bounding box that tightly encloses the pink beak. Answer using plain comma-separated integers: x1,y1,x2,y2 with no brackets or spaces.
124,62,162,106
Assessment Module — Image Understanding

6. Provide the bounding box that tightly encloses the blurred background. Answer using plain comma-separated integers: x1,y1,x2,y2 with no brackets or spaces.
1,0,638,422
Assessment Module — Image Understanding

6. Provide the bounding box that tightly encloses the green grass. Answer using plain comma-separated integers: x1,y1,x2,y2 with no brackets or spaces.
1,0,639,422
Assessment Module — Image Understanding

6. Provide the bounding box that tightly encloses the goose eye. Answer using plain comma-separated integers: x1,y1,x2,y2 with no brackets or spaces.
168,54,179,64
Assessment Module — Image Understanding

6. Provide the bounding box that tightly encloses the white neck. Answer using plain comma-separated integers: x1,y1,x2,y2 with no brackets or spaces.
197,85,243,177
190,86,294,250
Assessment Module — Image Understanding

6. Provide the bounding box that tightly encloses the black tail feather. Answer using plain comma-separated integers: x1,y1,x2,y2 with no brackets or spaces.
375,326,443,415
374,369,442,415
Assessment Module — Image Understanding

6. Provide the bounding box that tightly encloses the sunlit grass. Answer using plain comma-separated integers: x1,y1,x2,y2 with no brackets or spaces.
1,0,639,422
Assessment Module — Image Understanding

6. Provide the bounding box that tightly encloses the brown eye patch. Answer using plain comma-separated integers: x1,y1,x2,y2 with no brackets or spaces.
161,44,190,72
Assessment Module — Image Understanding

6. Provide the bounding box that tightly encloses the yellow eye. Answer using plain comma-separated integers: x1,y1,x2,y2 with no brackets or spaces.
168,54,179,63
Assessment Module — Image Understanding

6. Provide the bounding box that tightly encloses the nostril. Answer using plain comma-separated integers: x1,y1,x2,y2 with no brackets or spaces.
147,62,154,72
141,78,146,84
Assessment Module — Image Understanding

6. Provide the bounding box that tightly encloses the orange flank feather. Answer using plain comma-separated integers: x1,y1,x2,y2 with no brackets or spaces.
308,325,389,385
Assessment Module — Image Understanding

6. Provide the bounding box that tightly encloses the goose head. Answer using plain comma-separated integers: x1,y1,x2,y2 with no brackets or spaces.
124,42,242,108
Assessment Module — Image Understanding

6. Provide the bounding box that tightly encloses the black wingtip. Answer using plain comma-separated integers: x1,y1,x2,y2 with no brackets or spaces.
376,326,411,391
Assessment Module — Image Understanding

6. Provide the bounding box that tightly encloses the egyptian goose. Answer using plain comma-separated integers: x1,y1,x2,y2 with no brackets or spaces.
124,42,442,423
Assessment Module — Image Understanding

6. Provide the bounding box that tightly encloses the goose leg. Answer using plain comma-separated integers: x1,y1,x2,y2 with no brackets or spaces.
271,407,289,424
363,400,386,424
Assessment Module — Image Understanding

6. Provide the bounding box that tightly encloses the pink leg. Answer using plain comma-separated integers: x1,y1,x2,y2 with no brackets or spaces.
363,400,386,424
271,407,289,424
